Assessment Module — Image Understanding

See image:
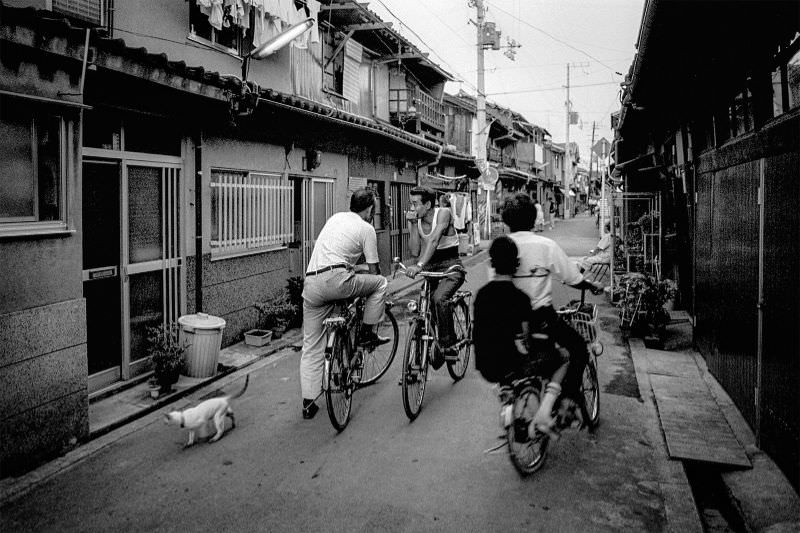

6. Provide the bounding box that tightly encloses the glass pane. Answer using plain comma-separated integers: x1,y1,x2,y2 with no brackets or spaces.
0,107,34,220
313,181,328,238
128,165,162,263
82,162,120,269
83,109,121,150
124,116,181,156
85,276,122,375
38,116,62,221
129,270,163,362
788,49,800,109
771,68,784,116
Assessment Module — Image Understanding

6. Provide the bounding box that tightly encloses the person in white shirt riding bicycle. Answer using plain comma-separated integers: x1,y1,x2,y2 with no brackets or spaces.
498,193,603,437
404,186,466,370
299,188,389,420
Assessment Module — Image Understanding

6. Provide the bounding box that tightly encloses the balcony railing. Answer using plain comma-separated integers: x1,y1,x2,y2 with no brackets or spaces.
413,87,444,132
389,86,445,133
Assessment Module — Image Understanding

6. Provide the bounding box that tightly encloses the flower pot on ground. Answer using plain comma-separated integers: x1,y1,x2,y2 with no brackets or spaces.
255,288,299,336
146,323,187,394
244,329,273,346
271,320,288,339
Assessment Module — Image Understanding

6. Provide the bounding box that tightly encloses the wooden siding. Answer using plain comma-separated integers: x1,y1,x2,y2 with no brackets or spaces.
694,112,800,487
695,159,760,427
761,146,800,488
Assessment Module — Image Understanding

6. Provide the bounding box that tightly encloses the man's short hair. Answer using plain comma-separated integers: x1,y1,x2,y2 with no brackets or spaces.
350,188,376,213
490,235,519,275
501,193,537,231
409,186,436,207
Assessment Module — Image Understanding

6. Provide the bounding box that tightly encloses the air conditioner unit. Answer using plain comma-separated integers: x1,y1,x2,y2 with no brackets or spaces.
52,0,105,26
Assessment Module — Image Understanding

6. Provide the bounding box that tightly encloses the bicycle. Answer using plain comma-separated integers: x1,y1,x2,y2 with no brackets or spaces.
322,297,399,431
497,289,602,475
393,259,472,421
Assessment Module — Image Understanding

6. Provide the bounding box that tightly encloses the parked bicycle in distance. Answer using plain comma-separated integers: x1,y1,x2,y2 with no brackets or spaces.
393,258,472,421
498,288,601,475
322,297,399,431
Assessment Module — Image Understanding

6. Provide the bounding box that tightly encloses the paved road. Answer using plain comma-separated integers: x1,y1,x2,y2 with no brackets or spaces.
2,215,673,533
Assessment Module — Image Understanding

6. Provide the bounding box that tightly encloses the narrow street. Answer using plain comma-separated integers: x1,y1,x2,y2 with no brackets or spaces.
2,215,677,532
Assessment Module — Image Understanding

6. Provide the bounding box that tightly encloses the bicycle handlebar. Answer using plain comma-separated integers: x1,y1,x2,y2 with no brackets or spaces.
393,259,465,278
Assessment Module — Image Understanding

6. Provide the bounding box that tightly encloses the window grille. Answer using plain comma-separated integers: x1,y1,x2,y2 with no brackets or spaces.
52,0,104,26
210,171,293,256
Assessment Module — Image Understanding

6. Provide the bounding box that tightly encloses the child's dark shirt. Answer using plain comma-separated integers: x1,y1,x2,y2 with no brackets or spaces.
473,279,532,382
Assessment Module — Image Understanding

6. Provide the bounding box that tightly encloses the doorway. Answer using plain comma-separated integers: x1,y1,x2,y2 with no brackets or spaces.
83,157,183,393
293,177,335,271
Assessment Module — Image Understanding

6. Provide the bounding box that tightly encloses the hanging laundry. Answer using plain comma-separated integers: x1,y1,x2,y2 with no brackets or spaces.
452,193,470,231
208,0,224,31
306,0,321,44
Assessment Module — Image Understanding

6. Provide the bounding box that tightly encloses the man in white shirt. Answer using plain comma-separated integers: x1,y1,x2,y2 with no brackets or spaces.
299,188,388,419
500,193,602,436
579,222,612,271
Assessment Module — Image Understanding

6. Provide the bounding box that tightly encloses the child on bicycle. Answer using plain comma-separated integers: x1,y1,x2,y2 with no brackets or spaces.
473,236,533,383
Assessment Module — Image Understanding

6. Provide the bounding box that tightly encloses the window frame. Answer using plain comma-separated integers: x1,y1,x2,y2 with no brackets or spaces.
0,108,69,237
188,1,249,58
209,168,294,259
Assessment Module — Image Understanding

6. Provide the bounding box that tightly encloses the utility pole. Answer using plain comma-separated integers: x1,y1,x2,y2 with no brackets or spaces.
477,0,488,239
589,120,596,209
564,62,590,219
565,63,571,219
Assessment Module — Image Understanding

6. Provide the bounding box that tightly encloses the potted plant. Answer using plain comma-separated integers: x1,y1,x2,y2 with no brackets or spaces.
255,289,297,339
614,274,678,339
146,323,187,394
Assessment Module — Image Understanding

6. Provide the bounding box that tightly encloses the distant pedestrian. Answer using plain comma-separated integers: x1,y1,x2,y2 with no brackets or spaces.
548,200,556,230
534,200,544,232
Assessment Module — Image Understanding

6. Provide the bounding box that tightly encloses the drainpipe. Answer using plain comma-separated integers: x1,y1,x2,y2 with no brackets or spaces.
415,143,444,182
194,131,203,312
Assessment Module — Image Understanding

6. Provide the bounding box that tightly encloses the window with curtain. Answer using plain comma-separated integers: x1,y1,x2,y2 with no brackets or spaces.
0,101,65,233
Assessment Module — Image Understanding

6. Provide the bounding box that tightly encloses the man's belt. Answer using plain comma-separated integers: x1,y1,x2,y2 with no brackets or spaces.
305,263,350,276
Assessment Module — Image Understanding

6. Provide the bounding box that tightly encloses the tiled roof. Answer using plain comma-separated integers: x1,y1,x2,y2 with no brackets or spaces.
1,5,473,161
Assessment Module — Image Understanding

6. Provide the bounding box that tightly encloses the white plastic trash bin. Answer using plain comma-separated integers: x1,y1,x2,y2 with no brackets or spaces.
178,313,226,378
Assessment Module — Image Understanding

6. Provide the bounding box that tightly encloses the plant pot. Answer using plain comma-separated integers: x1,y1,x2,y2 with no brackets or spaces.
271,325,287,339
156,368,180,394
245,329,273,346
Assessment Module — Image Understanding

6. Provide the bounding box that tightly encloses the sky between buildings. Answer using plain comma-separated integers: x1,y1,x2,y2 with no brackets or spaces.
369,0,646,163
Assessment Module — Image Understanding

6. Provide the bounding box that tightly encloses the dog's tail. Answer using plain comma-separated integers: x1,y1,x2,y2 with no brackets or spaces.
230,374,250,400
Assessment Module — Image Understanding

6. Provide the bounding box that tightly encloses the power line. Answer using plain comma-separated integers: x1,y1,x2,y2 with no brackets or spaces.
484,1,622,76
372,0,479,92
487,81,619,96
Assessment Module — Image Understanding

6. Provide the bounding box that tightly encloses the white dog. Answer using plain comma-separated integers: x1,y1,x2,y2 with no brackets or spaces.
164,375,249,447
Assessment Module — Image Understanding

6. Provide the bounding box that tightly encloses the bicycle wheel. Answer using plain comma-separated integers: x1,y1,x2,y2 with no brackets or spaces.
401,320,428,421
325,332,353,432
359,309,399,386
580,355,600,429
507,385,549,475
446,300,472,381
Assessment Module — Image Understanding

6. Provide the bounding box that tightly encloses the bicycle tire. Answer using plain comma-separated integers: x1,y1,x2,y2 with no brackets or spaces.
446,300,472,381
325,332,353,432
507,385,549,475
580,355,600,429
358,309,399,386
401,320,428,421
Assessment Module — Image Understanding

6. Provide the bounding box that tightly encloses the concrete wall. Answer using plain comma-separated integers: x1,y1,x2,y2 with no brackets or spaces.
113,0,294,94
188,133,349,346
0,52,88,474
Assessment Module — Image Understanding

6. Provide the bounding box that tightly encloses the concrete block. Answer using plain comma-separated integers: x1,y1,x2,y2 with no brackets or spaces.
0,391,88,477
0,299,87,367
0,345,87,418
